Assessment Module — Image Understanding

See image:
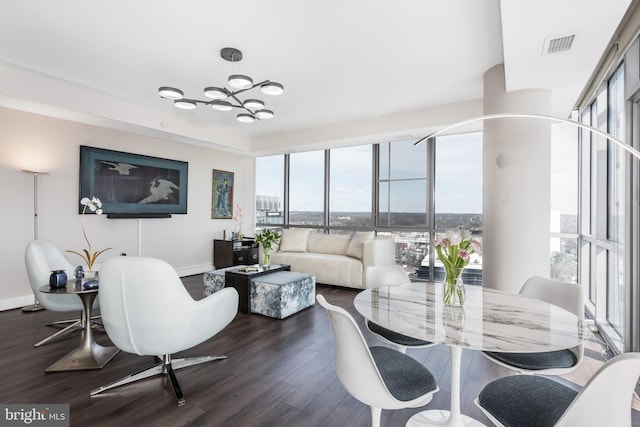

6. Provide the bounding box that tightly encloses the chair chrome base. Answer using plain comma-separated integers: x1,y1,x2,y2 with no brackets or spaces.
35,316,103,347
90,354,227,405
35,320,81,347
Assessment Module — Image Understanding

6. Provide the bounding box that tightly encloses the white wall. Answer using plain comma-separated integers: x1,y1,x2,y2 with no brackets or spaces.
0,107,255,310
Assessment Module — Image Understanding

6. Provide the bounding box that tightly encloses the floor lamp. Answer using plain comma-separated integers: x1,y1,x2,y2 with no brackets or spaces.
22,169,48,312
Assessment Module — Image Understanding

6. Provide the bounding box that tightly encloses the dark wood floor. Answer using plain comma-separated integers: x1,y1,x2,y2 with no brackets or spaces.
2,275,638,427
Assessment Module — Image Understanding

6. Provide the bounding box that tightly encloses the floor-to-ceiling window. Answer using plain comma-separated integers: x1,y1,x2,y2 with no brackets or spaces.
289,151,324,227
329,145,373,230
434,132,483,284
255,155,285,226
256,133,483,283
376,139,429,277
578,63,629,353
607,64,626,340
550,122,579,283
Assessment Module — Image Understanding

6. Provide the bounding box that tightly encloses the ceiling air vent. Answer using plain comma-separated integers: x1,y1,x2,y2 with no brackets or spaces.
546,34,575,54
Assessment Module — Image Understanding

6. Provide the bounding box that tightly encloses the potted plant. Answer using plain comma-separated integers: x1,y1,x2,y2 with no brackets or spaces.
254,229,281,267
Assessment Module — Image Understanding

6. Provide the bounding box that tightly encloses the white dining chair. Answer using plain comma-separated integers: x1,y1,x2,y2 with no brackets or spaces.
482,276,584,375
364,265,435,354
476,352,640,426
317,294,438,427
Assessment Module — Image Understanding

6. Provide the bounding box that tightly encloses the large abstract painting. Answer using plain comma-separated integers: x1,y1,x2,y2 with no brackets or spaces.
79,145,188,216
212,169,234,219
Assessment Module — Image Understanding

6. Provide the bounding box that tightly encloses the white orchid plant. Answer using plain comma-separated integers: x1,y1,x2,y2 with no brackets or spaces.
66,197,112,271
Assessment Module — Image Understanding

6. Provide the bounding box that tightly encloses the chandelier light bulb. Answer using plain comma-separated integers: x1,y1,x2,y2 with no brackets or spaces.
228,74,253,90
244,99,265,110
158,87,184,100
255,109,274,119
204,87,227,99
260,82,284,96
237,113,255,123
211,100,233,111
174,100,197,110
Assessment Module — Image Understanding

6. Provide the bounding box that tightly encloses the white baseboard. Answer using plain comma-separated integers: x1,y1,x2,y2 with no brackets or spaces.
0,294,37,312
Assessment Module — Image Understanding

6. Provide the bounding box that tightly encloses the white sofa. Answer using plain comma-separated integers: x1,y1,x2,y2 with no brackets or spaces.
270,229,396,289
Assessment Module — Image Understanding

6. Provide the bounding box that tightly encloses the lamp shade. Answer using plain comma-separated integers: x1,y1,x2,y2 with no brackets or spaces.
255,109,274,119
260,82,284,96
229,74,253,90
204,87,227,99
244,99,265,110
174,100,197,110
158,87,184,100
211,100,233,111
237,113,255,123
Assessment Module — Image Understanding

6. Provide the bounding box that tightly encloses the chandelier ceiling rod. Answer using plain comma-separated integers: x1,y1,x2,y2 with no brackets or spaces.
158,47,283,123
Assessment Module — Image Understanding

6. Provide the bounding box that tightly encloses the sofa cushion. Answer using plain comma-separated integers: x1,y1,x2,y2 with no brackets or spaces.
307,234,350,255
279,229,309,252
270,252,364,288
346,231,375,259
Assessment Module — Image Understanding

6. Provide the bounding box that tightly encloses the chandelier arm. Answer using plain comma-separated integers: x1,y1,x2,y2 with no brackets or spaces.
180,97,247,109
413,113,640,161
227,93,261,118
205,101,244,109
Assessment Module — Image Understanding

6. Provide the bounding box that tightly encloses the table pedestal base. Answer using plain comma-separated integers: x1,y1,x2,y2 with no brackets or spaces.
46,342,119,372
407,410,486,427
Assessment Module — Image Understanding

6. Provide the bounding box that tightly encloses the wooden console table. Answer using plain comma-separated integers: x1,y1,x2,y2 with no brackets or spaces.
213,239,258,268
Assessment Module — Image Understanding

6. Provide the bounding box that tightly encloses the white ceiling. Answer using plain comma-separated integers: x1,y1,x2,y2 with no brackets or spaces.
0,0,632,155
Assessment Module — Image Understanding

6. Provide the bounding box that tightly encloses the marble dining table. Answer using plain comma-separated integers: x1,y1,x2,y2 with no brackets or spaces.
353,282,587,427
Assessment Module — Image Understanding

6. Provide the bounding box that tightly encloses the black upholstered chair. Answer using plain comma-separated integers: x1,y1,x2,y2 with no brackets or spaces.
364,265,435,354
482,276,584,375
316,294,438,427
476,352,640,426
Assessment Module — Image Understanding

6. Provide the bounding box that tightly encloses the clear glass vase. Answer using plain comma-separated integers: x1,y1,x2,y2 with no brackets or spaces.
262,247,272,267
442,267,465,306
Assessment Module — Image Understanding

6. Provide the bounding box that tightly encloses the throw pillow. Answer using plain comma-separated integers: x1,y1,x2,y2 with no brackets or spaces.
279,229,309,252
346,231,375,259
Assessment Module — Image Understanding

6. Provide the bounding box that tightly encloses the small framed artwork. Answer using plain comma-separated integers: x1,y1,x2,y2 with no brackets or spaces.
212,169,234,219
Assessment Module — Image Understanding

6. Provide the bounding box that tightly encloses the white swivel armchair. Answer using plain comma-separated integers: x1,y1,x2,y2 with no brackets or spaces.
476,352,640,427
482,276,584,375
25,239,99,347
364,265,435,354
317,294,438,427
91,256,238,406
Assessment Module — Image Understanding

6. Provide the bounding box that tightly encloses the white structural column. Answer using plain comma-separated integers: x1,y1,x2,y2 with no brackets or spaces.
482,64,551,293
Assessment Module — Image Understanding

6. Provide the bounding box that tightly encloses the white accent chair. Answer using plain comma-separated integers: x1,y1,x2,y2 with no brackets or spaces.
90,256,238,405
476,352,640,426
482,276,584,375
317,294,438,427
25,240,99,347
364,265,435,354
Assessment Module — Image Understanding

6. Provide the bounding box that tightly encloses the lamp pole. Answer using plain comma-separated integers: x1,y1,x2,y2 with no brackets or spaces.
22,169,48,312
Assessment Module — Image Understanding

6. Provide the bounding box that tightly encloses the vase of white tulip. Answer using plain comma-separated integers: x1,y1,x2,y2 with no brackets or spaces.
434,227,482,306
254,229,281,267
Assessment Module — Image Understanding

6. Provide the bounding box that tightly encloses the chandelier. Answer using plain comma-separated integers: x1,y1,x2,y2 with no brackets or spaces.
158,47,284,123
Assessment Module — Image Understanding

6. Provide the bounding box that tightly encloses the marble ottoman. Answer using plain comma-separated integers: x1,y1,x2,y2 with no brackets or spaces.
203,266,237,297
250,271,316,319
